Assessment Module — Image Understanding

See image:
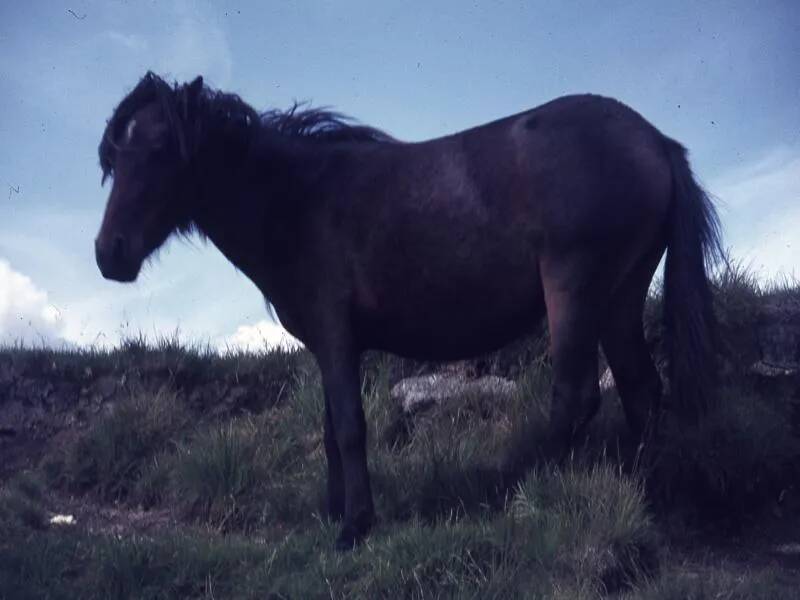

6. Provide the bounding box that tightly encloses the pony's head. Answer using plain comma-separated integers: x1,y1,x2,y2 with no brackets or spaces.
95,72,203,282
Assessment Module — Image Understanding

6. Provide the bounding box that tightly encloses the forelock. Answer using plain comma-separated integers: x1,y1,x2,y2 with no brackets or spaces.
98,72,177,180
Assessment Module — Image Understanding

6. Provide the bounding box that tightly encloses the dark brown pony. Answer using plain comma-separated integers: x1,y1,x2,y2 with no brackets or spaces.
95,72,721,550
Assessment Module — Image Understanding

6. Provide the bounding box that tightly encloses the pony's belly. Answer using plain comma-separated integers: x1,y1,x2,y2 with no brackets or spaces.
353,235,545,359
356,292,546,361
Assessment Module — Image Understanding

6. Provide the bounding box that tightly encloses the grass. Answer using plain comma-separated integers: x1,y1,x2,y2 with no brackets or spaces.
0,487,47,531
0,464,658,599
0,264,798,598
647,386,800,526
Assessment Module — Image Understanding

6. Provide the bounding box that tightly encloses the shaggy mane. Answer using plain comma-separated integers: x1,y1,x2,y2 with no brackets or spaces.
261,103,396,143
99,73,396,181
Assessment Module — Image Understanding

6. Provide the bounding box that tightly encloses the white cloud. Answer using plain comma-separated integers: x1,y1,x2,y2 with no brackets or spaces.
157,6,233,88
97,3,234,89
104,31,149,52
0,259,70,347
221,320,303,353
712,147,800,280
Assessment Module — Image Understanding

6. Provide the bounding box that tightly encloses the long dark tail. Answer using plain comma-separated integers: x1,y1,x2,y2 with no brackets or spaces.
663,138,723,417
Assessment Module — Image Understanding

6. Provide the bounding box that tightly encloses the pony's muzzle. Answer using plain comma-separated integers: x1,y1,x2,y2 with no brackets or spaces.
95,234,139,282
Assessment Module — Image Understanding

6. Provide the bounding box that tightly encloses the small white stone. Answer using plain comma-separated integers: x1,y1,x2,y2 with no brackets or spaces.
49,514,76,525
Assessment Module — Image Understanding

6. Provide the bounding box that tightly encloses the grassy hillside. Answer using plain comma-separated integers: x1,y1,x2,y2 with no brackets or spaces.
1,268,798,599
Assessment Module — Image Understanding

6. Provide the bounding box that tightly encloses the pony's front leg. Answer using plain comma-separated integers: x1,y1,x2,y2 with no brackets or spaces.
323,394,345,521
318,347,374,551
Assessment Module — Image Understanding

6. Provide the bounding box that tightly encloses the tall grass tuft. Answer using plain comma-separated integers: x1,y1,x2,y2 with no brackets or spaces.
171,413,315,530
646,386,800,526
48,388,188,501
512,463,659,593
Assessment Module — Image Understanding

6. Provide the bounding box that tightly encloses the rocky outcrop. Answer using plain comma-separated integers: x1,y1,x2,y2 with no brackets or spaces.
0,349,305,445
0,363,122,439
757,297,800,369
748,295,800,433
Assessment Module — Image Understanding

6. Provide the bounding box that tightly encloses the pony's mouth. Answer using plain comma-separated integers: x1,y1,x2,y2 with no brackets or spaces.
100,264,140,283
95,237,143,283
97,257,141,283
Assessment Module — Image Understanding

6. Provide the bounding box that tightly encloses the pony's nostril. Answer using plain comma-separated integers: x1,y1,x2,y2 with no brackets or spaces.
96,233,138,282
111,235,127,263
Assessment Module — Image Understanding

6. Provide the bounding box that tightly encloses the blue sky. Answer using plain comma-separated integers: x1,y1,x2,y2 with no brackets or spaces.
1,0,798,350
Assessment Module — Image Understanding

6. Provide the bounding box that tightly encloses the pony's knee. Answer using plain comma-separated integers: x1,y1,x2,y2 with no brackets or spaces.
332,409,367,456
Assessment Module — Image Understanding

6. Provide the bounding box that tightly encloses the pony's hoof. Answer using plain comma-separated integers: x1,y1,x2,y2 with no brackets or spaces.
334,523,365,552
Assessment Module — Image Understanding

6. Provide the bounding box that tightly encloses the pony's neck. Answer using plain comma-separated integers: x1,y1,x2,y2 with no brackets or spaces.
188,128,324,298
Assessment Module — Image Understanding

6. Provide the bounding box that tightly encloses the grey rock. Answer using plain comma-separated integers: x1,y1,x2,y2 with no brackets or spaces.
599,367,616,392
774,543,800,556
391,374,517,416
750,361,797,378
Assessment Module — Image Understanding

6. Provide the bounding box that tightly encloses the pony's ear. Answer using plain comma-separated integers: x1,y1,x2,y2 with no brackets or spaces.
188,76,203,97
181,76,204,120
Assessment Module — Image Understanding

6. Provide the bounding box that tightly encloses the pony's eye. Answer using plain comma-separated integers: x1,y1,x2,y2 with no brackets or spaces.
125,118,137,143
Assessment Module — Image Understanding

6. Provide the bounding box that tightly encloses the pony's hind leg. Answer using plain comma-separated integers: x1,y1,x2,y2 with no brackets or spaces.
543,285,603,460
600,268,663,441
